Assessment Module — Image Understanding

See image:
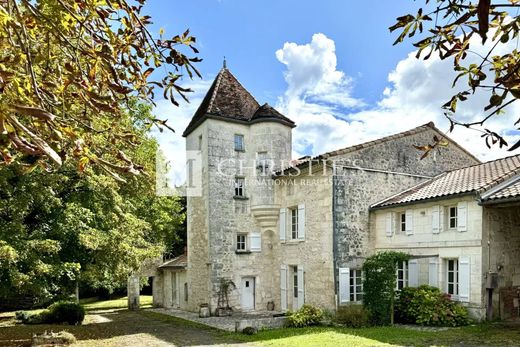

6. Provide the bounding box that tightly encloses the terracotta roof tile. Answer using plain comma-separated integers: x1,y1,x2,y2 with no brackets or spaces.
372,154,520,208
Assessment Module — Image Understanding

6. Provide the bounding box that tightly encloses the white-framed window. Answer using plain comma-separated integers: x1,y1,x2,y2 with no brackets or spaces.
293,266,299,299
290,207,299,239
236,234,247,251
234,177,245,197
396,260,409,290
400,212,406,232
446,259,459,297
350,269,363,302
449,206,457,229
234,134,244,151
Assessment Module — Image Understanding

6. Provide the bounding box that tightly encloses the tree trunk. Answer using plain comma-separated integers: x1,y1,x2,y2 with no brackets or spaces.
75,281,80,304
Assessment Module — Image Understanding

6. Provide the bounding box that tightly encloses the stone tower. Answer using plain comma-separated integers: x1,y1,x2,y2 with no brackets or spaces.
182,67,295,312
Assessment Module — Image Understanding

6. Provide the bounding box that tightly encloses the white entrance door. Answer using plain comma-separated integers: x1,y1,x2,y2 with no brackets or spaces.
241,277,255,311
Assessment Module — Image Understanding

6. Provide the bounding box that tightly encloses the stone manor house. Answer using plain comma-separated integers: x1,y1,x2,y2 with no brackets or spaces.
147,67,520,321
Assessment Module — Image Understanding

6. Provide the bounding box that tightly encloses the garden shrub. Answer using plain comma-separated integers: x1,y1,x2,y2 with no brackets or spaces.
362,251,409,325
47,301,85,325
395,285,470,327
241,326,257,335
17,301,85,325
335,305,371,328
286,304,323,327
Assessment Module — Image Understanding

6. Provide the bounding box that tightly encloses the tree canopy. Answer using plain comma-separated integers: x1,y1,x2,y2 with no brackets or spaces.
0,0,200,178
391,0,520,155
0,102,185,307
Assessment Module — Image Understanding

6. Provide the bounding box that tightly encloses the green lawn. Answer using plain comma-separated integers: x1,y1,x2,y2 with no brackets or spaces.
80,295,153,311
230,324,520,347
2,299,519,347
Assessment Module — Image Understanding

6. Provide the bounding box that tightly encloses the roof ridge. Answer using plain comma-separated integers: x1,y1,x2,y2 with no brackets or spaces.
321,122,435,158
206,68,226,114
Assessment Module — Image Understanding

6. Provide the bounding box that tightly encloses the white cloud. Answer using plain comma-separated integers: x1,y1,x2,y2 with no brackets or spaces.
275,33,520,161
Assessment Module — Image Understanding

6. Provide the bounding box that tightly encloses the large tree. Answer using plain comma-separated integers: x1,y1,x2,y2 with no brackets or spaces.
391,0,520,154
0,102,185,307
0,0,199,177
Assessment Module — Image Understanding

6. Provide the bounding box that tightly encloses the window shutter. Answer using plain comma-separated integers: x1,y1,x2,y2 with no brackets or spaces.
279,208,286,241
457,202,468,232
408,259,419,287
297,266,305,309
385,212,393,237
298,204,305,240
432,205,440,234
338,268,350,304
280,265,288,310
250,232,261,252
405,210,414,235
439,206,445,232
428,258,438,287
459,256,470,302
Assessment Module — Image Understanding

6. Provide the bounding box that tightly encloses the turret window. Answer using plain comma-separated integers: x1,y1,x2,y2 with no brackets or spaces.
234,134,244,151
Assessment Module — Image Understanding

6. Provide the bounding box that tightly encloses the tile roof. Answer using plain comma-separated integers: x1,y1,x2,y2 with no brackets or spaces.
275,122,479,176
372,154,520,208
481,175,520,202
182,68,295,137
159,254,187,269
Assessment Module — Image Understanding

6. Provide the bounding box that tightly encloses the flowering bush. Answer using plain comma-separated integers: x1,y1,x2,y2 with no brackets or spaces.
286,304,323,327
395,285,470,327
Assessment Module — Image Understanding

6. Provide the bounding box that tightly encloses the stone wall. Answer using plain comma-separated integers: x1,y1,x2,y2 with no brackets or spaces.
274,166,335,310
482,204,520,319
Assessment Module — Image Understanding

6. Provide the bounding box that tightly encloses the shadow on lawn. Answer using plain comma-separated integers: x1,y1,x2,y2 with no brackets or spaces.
0,310,245,347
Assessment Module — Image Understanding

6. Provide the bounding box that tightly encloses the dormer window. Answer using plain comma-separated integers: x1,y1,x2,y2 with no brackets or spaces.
234,134,244,151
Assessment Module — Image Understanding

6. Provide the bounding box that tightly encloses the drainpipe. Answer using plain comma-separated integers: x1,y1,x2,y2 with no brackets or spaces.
332,174,338,310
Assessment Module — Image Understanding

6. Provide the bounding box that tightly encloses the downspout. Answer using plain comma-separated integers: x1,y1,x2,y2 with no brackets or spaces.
332,174,338,309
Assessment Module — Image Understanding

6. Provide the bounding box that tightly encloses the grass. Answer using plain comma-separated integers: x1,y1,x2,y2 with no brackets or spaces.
230,323,520,347
2,299,520,347
80,295,153,311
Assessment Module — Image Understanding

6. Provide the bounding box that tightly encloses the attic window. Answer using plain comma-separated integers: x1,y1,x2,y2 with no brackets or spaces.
234,134,244,151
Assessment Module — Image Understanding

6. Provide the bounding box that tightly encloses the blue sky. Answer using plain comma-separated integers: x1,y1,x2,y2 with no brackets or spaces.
145,1,520,184
144,0,418,105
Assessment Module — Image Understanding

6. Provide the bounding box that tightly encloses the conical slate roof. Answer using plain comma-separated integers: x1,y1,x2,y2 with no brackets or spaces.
183,68,295,137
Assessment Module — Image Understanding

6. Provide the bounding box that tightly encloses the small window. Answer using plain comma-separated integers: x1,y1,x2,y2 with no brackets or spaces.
400,212,406,232
449,206,458,229
350,269,364,302
198,134,202,150
184,283,188,301
236,234,247,251
446,259,459,297
235,177,245,197
396,261,409,290
234,134,244,151
290,207,299,239
293,266,298,298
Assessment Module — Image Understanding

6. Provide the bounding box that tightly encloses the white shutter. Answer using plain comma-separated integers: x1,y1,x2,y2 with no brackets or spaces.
439,206,445,233
298,204,305,240
297,266,304,309
250,232,261,252
280,265,288,310
428,258,438,287
459,256,470,302
385,212,393,237
405,210,414,235
457,202,468,232
338,267,350,305
432,205,440,234
408,259,419,287
279,208,286,241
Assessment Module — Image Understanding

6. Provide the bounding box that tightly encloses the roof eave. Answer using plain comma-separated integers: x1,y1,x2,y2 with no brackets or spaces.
370,191,478,211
